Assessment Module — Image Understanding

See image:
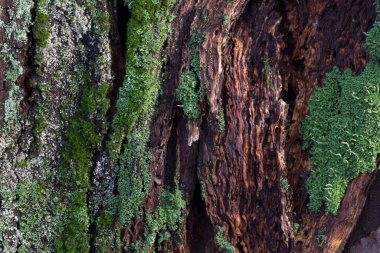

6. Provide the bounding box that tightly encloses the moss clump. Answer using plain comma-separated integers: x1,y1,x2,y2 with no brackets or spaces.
87,1,176,250
218,108,226,132
294,223,300,232
301,22,380,214
130,188,186,253
176,32,204,121
17,182,59,253
316,227,327,248
33,11,50,49
223,15,230,25
176,72,201,121
117,124,153,226
365,24,380,61
32,0,50,68
281,178,289,191
15,160,28,168
83,0,110,37
111,0,175,155
215,226,235,253
33,109,48,138
263,56,272,89
189,32,204,79
111,0,175,234
94,211,117,252
54,2,112,251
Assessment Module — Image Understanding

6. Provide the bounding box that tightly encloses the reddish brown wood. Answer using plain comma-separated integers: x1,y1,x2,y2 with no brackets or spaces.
123,0,377,252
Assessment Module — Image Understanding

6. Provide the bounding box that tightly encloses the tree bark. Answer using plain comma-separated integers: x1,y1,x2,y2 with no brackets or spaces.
0,0,378,252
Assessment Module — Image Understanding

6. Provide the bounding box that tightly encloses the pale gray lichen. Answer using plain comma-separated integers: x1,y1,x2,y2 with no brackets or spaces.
4,84,20,123
1,0,33,42
0,0,113,252
0,1,34,250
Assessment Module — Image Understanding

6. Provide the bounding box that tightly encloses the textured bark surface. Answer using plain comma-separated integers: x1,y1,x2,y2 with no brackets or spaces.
0,0,378,252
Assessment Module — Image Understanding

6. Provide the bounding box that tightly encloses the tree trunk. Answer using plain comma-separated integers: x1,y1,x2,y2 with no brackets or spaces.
0,0,378,252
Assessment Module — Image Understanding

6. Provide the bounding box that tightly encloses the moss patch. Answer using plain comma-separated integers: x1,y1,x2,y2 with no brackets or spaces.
301,22,380,214
215,226,235,253
263,56,272,89
126,188,186,253
33,11,49,49
111,0,175,232
218,108,226,132
88,1,177,250
55,83,110,252
110,0,175,155
176,72,201,121
117,124,153,226
176,32,204,121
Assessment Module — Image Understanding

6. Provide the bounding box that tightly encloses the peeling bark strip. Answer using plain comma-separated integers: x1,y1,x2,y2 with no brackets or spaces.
0,0,378,252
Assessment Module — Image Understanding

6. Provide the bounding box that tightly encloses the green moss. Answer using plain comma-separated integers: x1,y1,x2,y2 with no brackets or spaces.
223,15,231,25
55,83,110,252
263,56,272,89
301,22,380,214
55,2,113,249
1,1,112,252
316,227,327,248
16,181,63,253
94,211,116,251
294,223,300,232
281,178,289,191
32,0,50,68
190,32,204,80
110,0,175,236
83,0,110,37
15,160,28,168
111,0,175,155
176,32,204,121
365,24,380,61
137,188,186,253
177,72,201,121
33,10,49,49
85,1,177,250
215,226,235,253
218,108,226,132
33,109,48,137
117,124,153,226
